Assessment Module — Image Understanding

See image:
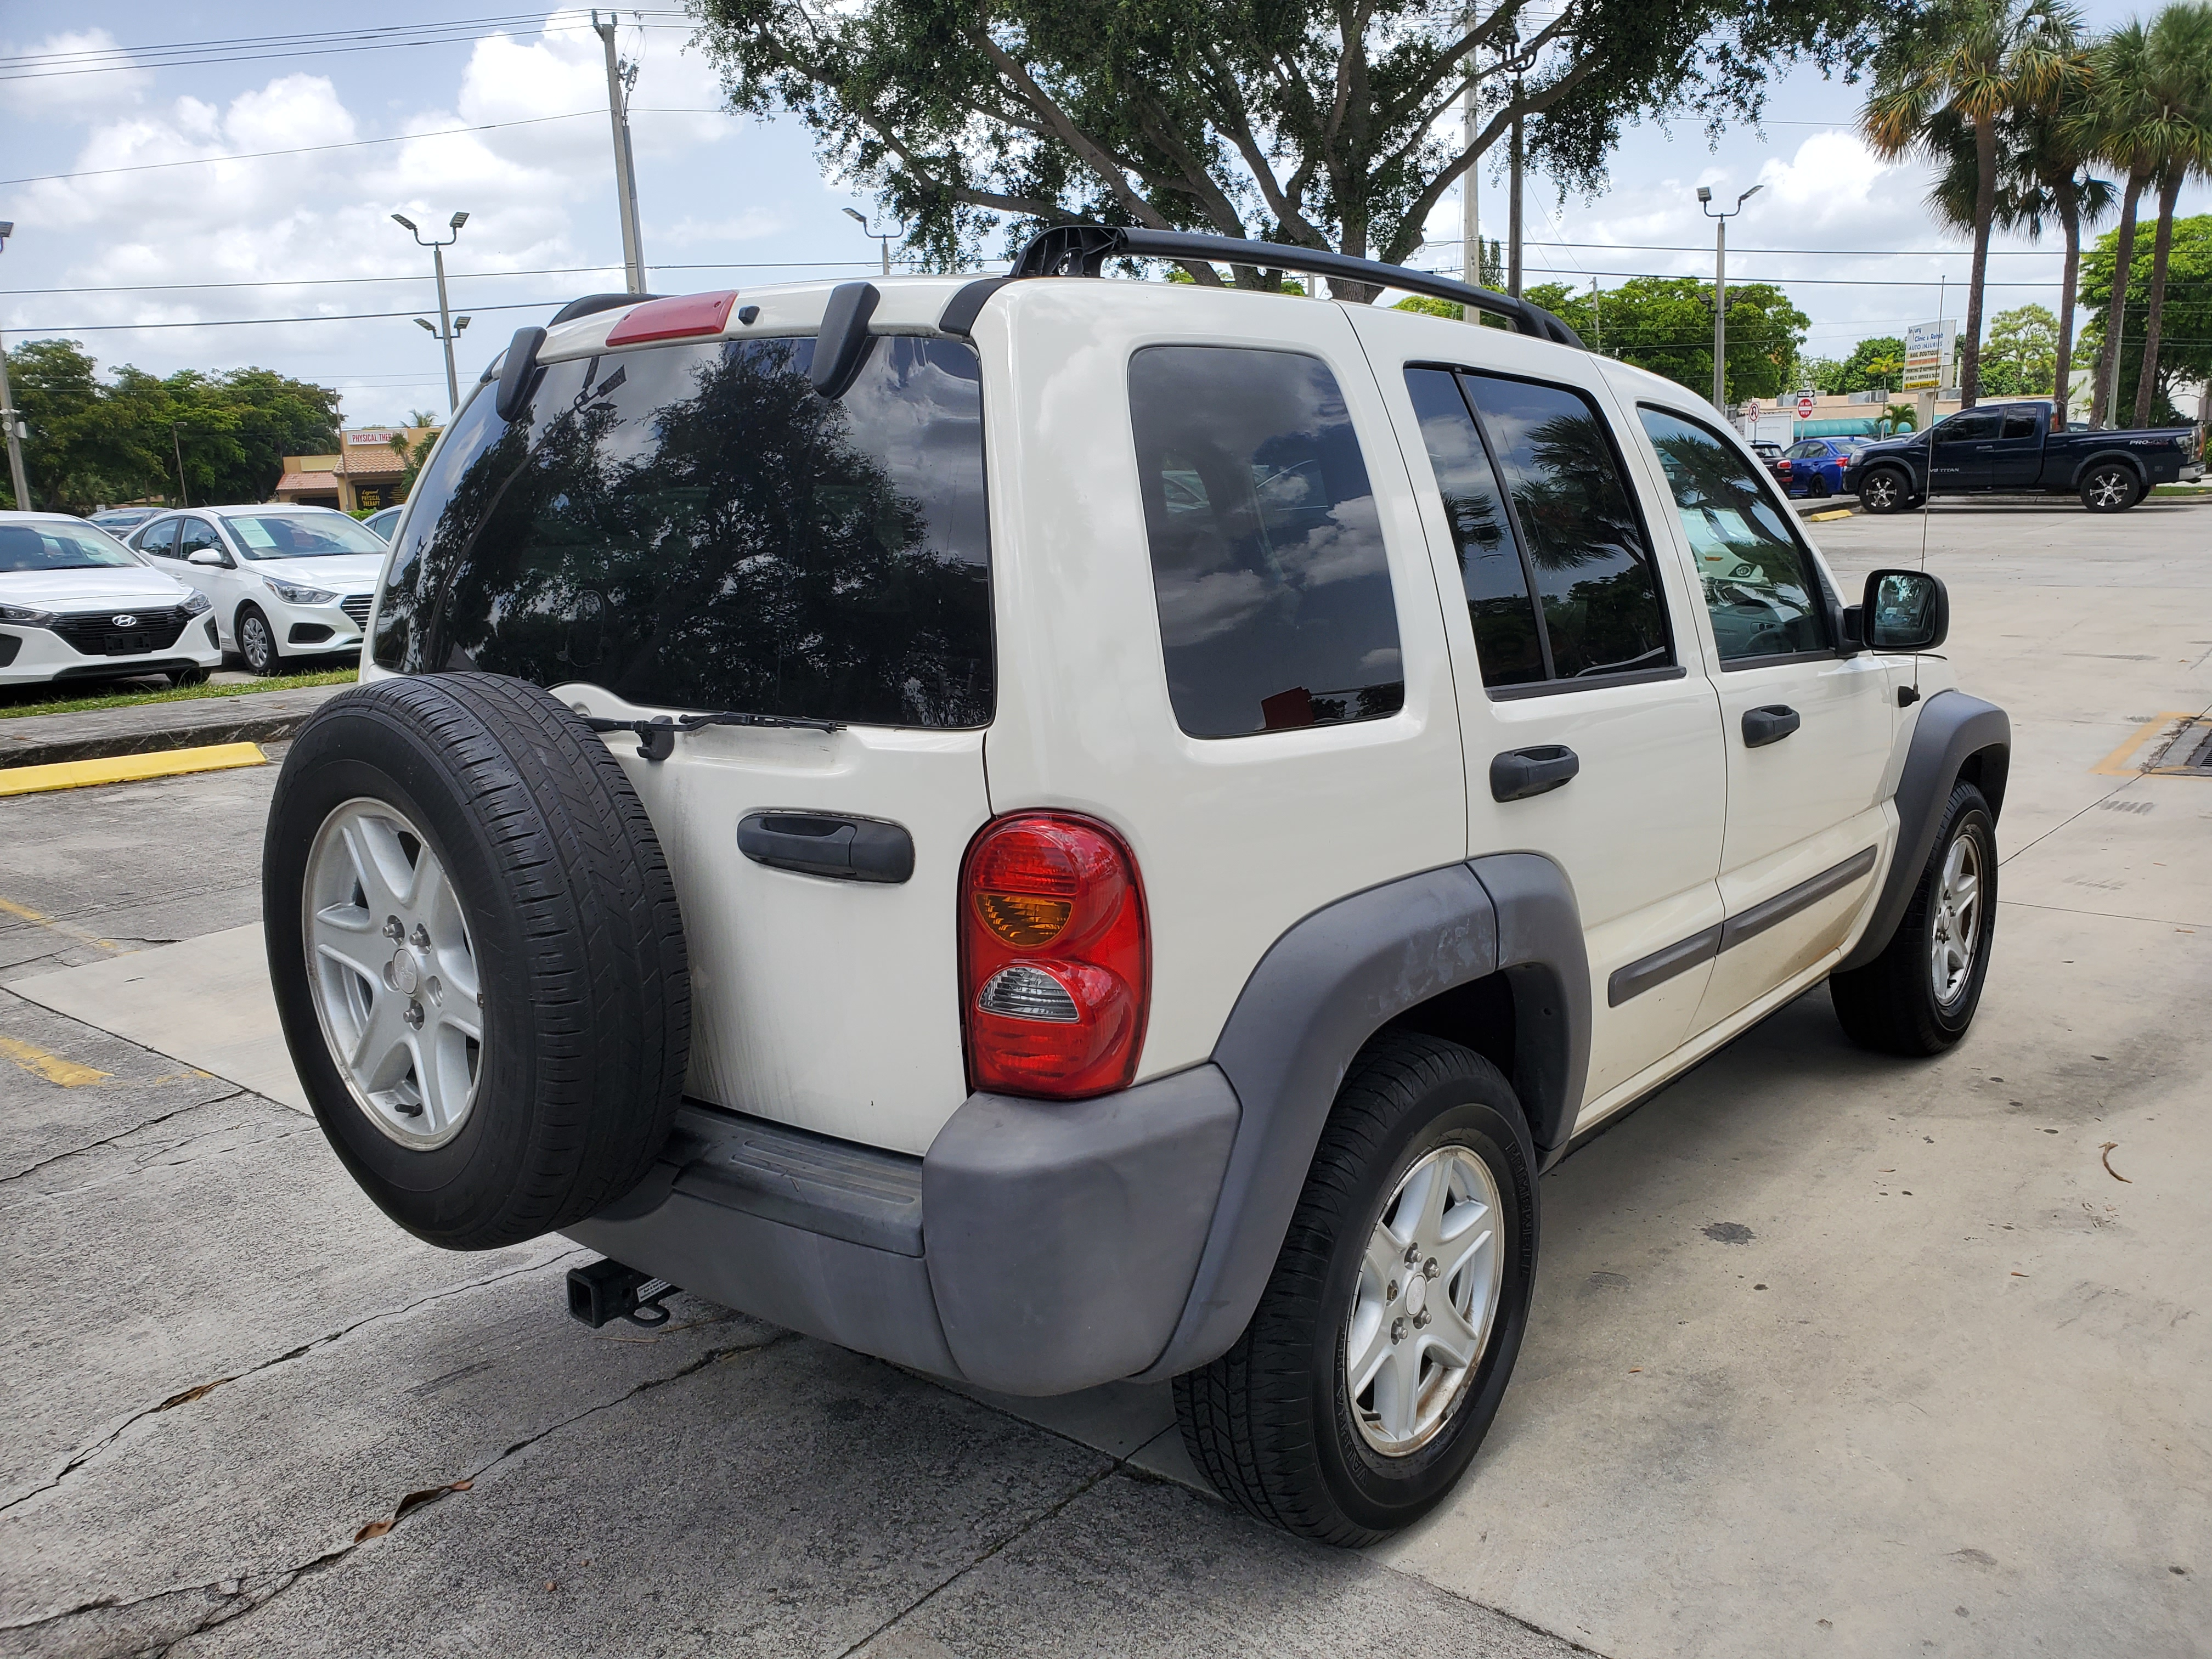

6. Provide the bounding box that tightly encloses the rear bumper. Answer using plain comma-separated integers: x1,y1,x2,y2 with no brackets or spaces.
567,1065,1241,1396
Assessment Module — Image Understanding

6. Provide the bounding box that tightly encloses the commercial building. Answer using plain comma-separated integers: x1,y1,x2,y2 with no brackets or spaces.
272,426,436,513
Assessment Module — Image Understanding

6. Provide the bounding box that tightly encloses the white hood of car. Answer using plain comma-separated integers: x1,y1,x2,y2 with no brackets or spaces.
2,565,197,613
244,554,386,591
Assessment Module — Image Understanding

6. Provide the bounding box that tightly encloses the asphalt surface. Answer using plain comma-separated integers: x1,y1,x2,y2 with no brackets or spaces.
1,497,2206,1658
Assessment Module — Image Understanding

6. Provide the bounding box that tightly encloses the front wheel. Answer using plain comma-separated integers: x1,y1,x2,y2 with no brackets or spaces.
1174,1032,1538,1545
1830,781,1997,1056
2079,465,2140,512
1859,467,1911,513
1808,473,1833,499
237,604,280,675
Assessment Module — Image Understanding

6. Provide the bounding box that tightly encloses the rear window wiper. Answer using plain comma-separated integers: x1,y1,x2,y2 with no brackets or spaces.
584,708,843,761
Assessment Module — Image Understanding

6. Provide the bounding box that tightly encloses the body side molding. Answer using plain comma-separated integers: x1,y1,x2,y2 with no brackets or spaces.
1837,690,2010,973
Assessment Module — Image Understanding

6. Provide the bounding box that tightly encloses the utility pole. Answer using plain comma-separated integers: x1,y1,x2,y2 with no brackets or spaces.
593,10,648,294
1506,89,1524,299
172,423,189,508
1699,183,1762,412
1592,277,1600,354
393,212,471,412
1460,24,1479,301
0,223,30,512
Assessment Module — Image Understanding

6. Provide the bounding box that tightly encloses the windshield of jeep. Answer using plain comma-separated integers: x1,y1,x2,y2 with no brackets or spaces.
371,332,991,727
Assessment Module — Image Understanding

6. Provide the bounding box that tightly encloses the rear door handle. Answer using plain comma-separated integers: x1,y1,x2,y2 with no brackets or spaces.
1489,744,1579,802
738,811,915,883
1742,704,1801,748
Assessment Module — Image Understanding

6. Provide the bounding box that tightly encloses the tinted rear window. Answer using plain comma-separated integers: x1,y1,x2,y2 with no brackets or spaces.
372,334,991,728
1129,346,1403,738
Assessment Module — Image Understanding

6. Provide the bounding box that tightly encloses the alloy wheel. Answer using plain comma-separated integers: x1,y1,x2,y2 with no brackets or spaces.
1344,1144,1503,1455
1928,831,1983,1008
302,798,484,1148
2086,469,2131,510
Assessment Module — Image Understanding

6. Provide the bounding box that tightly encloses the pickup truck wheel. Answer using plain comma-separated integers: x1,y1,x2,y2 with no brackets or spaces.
2079,465,2140,512
1830,781,1996,1056
1173,1032,1537,1545
263,672,691,1250
1859,467,1911,513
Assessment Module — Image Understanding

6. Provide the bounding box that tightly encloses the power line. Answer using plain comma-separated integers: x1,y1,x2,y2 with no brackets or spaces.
3,258,883,299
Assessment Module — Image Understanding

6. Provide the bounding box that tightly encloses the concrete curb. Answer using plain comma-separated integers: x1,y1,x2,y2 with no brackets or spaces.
0,681,350,770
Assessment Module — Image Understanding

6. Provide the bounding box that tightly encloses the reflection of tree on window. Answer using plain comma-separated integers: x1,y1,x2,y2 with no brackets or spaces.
375,335,994,729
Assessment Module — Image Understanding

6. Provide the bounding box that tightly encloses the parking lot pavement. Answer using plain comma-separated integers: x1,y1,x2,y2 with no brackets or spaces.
1,498,2206,1658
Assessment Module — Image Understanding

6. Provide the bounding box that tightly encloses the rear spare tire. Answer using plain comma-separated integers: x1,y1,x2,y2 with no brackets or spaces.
263,673,690,1250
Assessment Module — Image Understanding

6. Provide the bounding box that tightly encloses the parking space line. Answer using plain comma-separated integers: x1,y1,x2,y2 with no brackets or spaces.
0,742,268,798
0,894,122,954
0,1034,110,1087
2090,712,2197,776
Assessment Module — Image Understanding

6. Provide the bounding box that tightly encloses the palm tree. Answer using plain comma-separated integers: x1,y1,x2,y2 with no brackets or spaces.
2079,19,2159,424
1865,0,2086,408
2126,3,2212,427
2005,55,2117,424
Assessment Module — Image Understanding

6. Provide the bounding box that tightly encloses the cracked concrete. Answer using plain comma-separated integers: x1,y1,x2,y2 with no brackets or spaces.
0,503,2205,1658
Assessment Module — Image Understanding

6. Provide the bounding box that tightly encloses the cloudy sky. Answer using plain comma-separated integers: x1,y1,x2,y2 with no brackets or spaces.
3,2,2203,427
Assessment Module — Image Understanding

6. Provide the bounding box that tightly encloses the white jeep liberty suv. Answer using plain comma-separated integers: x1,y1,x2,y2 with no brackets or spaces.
264,227,2008,1545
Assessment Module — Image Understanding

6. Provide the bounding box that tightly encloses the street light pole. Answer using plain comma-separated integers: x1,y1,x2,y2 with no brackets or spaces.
592,10,648,294
393,211,470,411
843,208,907,277
1698,184,1762,413
0,222,31,511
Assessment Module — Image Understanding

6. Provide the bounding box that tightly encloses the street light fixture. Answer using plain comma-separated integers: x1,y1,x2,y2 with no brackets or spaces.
393,209,471,413
1699,183,1762,413
0,221,29,512
843,207,906,277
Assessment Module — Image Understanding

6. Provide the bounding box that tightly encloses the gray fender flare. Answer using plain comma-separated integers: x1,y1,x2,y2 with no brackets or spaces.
1837,689,2010,974
1130,853,1588,1383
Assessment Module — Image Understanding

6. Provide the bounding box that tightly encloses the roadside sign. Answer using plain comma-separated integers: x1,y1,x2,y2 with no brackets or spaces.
1903,320,1957,392
1745,400,1761,417
1796,393,1816,419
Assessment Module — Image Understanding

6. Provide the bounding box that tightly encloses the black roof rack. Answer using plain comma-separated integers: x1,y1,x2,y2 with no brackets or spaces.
1007,224,1584,348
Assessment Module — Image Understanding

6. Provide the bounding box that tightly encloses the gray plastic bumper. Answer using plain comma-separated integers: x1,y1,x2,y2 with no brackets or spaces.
566,1064,1241,1397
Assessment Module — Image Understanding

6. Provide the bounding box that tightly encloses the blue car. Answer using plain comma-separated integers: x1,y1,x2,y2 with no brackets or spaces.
1781,437,1867,498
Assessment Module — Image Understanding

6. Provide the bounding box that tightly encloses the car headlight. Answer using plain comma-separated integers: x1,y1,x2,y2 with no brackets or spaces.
264,578,338,605
0,602,57,628
178,590,212,616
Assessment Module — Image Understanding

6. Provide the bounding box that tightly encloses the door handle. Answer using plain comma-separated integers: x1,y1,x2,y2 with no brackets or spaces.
737,811,915,883
1489,744,1579,802
1742,704,1801,748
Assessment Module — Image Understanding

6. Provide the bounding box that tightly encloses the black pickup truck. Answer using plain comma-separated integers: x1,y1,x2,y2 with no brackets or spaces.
1844,401,2202,513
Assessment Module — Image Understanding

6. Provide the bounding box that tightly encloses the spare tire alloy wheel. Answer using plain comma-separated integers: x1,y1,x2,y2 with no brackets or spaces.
304,799,483,1148
2080,465,2137,512
263,673,690,1250
1860,469,1907,513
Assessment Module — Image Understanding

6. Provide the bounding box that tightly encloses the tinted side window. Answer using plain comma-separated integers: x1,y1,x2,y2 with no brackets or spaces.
1130,346,1402,737
1638,407,1830,662
1459,374,1672,680
1936,411,2001,443
136,520,178,557
374,336,992,728
176,519,224,560
2000,411,2039,439
1404,368,1543,687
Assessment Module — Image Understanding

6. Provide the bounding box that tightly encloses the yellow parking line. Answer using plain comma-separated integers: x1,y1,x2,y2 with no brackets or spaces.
0,1034,110,1087
2091,713,2195,776
0,742,267,798
0,894,121,953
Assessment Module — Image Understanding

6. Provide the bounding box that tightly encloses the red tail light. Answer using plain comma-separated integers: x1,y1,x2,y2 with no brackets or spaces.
960,813,1149,1098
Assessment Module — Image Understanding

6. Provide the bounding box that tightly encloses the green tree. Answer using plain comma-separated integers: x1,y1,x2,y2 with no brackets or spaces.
2081,210,2212,422
0,340,163,511
2117,4,2212,428
1864,0,2084,406
1837,334,1909,393
696,0,1894,297
1525,275,1807,400
1980,302,2060,393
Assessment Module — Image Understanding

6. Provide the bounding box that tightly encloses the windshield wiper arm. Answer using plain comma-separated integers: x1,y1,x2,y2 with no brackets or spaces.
584,708,843,761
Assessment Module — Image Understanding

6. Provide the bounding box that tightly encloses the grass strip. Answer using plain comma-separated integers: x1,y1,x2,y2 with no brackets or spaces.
0,668,356,723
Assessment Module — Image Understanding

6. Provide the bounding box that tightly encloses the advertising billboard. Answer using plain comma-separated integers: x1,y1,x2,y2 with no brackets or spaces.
1902,320,1956,392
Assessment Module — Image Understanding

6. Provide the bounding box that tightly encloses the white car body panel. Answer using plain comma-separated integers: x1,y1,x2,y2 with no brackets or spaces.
0,513,222,686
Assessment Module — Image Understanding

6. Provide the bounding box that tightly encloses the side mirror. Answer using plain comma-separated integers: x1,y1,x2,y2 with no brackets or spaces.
1863,568,1948,652
188,547,227,567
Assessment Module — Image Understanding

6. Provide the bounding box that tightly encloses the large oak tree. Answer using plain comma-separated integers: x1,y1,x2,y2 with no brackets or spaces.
692,0,1897,297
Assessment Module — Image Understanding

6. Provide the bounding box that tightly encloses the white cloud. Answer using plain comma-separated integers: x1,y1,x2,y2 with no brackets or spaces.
0,29,154,117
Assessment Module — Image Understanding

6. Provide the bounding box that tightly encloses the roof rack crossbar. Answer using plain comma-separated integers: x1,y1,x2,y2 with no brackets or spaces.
1007,224,1584,349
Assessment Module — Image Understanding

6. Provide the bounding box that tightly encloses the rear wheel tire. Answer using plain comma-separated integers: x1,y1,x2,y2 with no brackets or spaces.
1831,782,1996,1056
1808,474,1833,499
2079,465,2140,512
1174,1032,1538,1545
238,605,279,675
263,672,691,1249
1859,468,1911,513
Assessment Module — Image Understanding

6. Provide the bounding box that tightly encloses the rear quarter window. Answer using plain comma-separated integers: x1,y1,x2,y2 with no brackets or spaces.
373,334,992,728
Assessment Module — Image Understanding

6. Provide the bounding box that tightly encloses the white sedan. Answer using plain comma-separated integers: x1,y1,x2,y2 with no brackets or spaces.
130,505,388,675
0,512,222,690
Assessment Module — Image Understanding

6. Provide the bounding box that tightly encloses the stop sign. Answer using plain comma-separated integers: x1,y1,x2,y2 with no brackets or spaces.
1797,393,1816,419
